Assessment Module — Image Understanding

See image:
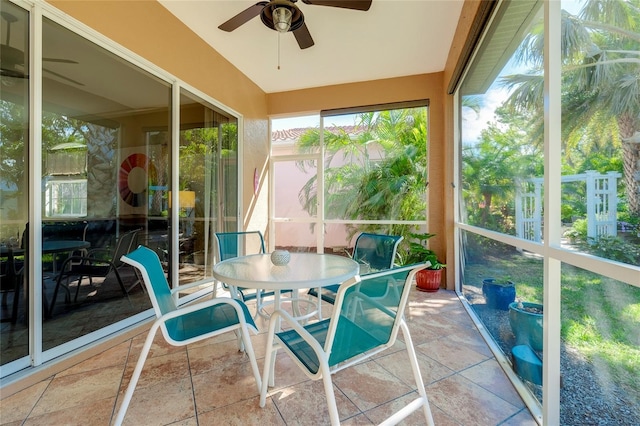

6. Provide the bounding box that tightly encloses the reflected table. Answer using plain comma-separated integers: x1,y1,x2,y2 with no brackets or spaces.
2,240,91,321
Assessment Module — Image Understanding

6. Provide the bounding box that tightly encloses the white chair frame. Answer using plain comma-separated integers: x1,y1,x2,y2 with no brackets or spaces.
260,263,434,426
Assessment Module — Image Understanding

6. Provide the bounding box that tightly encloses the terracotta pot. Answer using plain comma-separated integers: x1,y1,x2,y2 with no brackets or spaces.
415,269,442,292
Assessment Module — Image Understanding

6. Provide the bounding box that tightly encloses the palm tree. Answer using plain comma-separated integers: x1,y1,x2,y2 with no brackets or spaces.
294,108,428,241
502,0,640,215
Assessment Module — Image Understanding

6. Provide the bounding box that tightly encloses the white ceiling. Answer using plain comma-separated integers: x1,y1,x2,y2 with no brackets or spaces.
159,0,464,93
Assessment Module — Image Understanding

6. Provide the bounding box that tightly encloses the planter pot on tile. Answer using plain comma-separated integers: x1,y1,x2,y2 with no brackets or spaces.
415,269,442,292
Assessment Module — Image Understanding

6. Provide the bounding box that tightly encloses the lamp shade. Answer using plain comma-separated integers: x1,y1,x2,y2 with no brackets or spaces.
272,7,292,32
168,191,196,209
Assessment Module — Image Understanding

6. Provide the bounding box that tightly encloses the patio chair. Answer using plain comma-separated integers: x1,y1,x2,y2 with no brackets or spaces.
259,263,434,426
48,228,140,317
307,233,403,310
215,231,294,318
114,245,261,426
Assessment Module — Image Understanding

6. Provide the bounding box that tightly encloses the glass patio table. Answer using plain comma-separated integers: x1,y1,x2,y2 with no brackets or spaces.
213,253,359,319
213,252,360,320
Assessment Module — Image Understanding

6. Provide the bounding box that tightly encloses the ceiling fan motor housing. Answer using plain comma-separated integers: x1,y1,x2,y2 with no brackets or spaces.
260,0,304,33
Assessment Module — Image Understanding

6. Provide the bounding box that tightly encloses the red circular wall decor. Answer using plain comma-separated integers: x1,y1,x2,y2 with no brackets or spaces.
118,153,156,207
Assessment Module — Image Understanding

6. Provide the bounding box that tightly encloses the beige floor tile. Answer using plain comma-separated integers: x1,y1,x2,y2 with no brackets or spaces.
30,366,122,417
197,396,285,426
192,360,261,413
0,379,51,424
120,350,190,391
460,358,525,408
363,392,439,425
417,335,490,372
24,396,115,426
427,374,521,425
270,379,359,426
117,376,195,426
374,347,454,387
56,340,131,378
332,360,412,412
186,338,253,376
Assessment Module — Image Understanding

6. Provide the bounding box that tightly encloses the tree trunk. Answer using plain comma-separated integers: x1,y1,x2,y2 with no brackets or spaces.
618,114,640,216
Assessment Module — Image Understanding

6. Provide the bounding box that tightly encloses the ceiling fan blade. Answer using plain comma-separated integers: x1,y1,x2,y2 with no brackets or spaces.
301,0,372,11
44,67,84,86
219,1,269,32
43,58,78,64
0,67,27,79
293,22,314,49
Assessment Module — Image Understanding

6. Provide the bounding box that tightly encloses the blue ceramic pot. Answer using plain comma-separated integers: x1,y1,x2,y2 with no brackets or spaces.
482,278,516,310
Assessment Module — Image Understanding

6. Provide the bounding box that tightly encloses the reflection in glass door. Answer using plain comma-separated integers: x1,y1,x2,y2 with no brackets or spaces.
179,89,238,280
0,0,30,369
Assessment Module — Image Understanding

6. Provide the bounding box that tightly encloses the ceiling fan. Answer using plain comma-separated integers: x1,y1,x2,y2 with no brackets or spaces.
1,11,83,86
218,0,372,49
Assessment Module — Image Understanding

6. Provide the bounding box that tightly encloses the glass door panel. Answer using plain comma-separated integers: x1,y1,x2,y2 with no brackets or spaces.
179,89,238,278
0,0,29,368
40,16,169,351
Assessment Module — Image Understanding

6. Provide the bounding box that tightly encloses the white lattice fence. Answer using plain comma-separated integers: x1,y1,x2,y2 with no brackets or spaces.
516,171,621,242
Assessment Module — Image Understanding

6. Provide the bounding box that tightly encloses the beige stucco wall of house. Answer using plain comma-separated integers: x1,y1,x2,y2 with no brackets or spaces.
50,0,484,291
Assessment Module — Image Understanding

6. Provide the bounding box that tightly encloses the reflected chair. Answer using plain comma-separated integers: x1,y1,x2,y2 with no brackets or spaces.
215,231,294,318
48,228,140,317
1,249,23,324
115,246,261,425
260,263,433,426
308,233,403,312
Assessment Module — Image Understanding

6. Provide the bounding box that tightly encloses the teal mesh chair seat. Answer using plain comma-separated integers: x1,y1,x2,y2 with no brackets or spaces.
114,246,261,426
308,233,403,308
260,263,434,425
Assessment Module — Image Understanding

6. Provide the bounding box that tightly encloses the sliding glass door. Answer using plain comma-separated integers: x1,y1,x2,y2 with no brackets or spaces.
0,0,239,377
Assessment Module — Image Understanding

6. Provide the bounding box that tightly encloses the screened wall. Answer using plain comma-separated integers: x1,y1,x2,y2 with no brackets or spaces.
456,1,640,423
270,103,430,261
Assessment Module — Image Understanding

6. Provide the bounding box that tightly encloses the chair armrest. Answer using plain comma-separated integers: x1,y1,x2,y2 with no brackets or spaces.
159,297,258,333
269,309,327,355
58,255,117,270
346,287,397,319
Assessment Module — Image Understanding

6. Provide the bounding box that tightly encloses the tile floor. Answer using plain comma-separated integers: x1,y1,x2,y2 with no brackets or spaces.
0,289,537,425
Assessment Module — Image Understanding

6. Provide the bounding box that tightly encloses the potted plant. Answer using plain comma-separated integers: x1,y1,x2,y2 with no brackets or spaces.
482,278,516,310
402,232,445,292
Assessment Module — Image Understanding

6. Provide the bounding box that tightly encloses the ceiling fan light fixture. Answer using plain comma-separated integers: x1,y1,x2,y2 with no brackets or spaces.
272,6,292,33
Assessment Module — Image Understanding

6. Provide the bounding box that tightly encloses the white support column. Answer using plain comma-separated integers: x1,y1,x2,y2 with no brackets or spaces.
543,1,562,424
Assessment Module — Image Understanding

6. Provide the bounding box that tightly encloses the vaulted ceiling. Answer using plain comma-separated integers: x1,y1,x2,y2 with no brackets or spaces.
159,0,464,93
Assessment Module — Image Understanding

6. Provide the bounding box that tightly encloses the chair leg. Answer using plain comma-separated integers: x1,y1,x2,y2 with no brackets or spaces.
113,322,159,426
399,319,434,426
320,362,341,426
260,318,280,406
238,323,262,393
